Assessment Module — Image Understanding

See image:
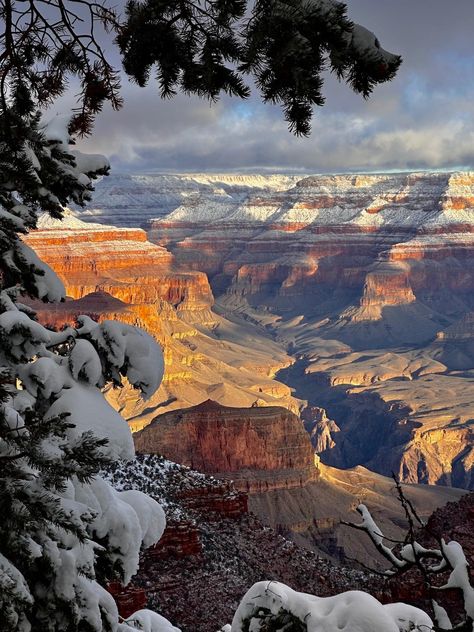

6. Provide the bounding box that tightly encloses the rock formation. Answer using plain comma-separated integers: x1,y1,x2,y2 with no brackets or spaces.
141,171,474,328
134,400,318,492
25,212,213,312
103,454,378,632
36,171,474,487
24,213,300,428
107,582,147,620
132,170,474,489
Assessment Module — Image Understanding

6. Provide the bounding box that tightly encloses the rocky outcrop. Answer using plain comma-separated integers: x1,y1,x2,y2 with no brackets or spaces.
177,486,248,517
132,405,464,564
134,400,318,492
46,172,474,487
149,521,202,560
104,454,377,632
107,582,147,619
301,406,340,452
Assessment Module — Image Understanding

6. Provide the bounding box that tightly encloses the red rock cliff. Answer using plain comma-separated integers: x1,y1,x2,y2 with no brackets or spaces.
133,400,319,492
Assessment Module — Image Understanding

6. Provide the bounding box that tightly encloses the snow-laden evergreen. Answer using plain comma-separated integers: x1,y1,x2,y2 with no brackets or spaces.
0,117,171,632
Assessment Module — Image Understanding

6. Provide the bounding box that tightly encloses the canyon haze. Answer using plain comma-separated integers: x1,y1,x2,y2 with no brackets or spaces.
28,171,474,491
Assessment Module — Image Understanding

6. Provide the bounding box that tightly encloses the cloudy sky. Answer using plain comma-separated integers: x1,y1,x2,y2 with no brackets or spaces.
76,0,474,174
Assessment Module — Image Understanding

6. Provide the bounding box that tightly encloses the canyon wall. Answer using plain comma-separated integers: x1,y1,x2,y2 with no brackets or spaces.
144,171,474,328
137,171,474,489
134,400,318,492
24,213,300,429
55,171,474,487
27,212,212,312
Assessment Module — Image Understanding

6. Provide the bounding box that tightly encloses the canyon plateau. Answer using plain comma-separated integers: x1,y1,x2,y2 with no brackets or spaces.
27,172,474,488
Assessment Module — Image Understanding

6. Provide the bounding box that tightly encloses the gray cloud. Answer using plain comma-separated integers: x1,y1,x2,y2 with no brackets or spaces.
76,0,474,173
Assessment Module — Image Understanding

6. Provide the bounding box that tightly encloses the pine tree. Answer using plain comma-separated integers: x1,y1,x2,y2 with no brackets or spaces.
0,5,167,628
118,0,402,135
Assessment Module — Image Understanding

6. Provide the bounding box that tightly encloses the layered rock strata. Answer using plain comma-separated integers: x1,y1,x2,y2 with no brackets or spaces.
134,400,318,492
38,171,474,487
140,170,474,488
76,173,300,227
24,213,300,428
143,171,474,313
133,402,465,562
25,212,212,312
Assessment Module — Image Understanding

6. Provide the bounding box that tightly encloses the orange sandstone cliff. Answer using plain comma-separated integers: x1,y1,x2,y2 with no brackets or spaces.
24,213,300,428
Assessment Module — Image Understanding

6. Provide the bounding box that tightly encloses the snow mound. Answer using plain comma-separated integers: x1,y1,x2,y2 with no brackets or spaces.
232,581,433,632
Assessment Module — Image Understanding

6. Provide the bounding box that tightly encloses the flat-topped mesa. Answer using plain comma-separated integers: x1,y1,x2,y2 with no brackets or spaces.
345,262,416,322
133,400,319,493
23,212,214,314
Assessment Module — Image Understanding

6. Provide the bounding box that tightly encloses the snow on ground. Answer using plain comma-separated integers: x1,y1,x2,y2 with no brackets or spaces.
73,171,474,232
102,453,225,520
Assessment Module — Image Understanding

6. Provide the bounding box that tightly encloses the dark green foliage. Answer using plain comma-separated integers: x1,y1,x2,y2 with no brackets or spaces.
119,0,401,135
242,607,307,632
0,1,122,136
0,379,110,631
118,0,250,100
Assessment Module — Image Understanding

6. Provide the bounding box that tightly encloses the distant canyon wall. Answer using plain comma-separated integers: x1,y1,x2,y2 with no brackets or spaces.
145,171,474,329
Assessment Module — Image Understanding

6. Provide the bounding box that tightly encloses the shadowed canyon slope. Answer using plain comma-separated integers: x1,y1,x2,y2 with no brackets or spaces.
24,213,300,429
134,401,465,563
73,171,474,489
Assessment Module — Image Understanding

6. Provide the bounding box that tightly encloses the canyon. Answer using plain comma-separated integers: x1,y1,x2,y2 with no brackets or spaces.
103,454,379,632
24,212,299,430
106,454,473,632
162,172,474,491
29,170,474,489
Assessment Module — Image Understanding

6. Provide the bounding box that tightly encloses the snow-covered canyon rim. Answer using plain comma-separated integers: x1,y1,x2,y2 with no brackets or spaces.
73,170,474,230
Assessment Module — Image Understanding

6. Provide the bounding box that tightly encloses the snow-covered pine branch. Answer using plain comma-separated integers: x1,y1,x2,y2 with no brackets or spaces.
343,495,474,632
